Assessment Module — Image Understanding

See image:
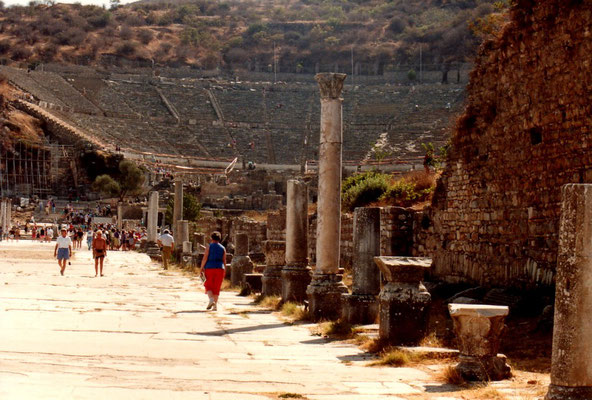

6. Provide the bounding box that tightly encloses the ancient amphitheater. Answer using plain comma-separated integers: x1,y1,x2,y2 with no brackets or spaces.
1,65,464,169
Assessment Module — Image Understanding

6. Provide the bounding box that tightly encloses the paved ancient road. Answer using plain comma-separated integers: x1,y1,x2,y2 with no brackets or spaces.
1,240,434,400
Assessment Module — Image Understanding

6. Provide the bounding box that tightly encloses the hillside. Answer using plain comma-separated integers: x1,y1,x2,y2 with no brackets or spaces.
0,0,508,74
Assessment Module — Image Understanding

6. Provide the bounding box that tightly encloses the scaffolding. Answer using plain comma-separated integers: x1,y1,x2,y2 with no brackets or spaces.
0,140,72,198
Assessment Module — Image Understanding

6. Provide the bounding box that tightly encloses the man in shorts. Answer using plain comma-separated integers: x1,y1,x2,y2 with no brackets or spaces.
54,228,72,276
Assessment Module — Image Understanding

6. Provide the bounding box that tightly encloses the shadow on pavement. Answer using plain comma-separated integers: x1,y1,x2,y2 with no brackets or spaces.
187,322,287,336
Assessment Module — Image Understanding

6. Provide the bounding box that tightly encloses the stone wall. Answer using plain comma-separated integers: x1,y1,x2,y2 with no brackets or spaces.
193,216,267,254
430,1,592,288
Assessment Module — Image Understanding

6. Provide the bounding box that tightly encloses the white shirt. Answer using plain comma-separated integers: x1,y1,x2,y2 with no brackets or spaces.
56,236,72,249
46,228,53,237
158,233,174,247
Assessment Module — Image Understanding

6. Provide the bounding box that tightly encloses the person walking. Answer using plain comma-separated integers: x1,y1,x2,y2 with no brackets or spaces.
198,231,226,311
86,228,94,250
157,229,174,269
92,230,107,277
54,228,72,276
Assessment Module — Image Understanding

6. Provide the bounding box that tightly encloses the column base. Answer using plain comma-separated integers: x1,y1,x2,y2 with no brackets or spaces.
146,241,161,259
281,265,312,303
262,265,283,296
306,273,348,321
546,385,592,400
379,282,431,345
230,255,254,287
342,294,378,325
456,354,512,381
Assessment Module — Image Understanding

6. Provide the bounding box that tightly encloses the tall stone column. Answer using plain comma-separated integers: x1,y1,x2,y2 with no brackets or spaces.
0,200,6,238
306,72,348,320
282,180,311,303
231,233,254,287
117,202,123,230
173,177,183,249
146,191,160,258
342,207,381,324
546,184,592,400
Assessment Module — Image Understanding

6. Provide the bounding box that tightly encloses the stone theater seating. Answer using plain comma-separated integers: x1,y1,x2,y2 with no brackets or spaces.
2,66,464,166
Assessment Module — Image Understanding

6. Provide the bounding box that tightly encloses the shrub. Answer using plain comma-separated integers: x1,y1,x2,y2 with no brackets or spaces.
137,28,153,44
342,171,390,211
0,40,11,55
54,27,87,46
87,11,111,29
119,24,133,40
407,68,417,81
115,41,136,56
11,46,32,61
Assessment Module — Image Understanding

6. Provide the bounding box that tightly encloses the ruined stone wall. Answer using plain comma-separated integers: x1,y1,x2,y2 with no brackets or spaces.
193,216,266,254
431,1,592,288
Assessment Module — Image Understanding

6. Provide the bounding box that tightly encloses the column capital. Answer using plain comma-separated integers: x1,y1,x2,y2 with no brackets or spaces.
315,73,347,99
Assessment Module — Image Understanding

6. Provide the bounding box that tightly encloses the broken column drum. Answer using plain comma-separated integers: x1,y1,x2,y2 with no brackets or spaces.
342,207,381,324
306,72,349,320
448,304,512,381
282,180,312,303
173,178,183,249
374,256,431,345
262,211,286,296
231,232,254,287
546,184,592,400
262,240,286,296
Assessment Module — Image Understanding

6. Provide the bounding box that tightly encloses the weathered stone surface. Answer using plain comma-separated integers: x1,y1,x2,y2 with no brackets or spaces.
244,273,263,293
546,184,592,399
375,256,432,345
342,207,381,325
235,233,249,256
173,178,183,248
307,73,347,320
281,267,312,303
307,273,348,321
264,240,285,266
263,240,286,296
231,255,254,287
282,180,311,303
449,304,511,381
430,1,592,288
147,191,159,243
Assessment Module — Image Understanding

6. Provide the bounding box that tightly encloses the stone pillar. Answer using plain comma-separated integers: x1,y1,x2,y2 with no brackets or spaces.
262,240,285,296
342,207,381,324
194,233,206,253
306,72,348,320
0,200,6,238
173,178,183,248
147,192,159,242
546,184,592,399
449,304,512,381
146,191,160,258
374,256,431,345
179,220,189,244
282,180,311,303
182,241,192,254
231,233,254,287
117,202,123,230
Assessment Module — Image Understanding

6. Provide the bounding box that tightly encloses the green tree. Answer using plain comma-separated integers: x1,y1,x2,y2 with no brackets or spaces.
165,193,202,225
92,160,145,201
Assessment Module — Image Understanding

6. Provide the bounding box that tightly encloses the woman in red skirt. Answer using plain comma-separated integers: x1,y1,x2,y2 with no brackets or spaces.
199,231,226,311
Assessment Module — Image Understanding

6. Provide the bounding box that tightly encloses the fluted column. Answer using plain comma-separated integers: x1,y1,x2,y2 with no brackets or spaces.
306,72,348,320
